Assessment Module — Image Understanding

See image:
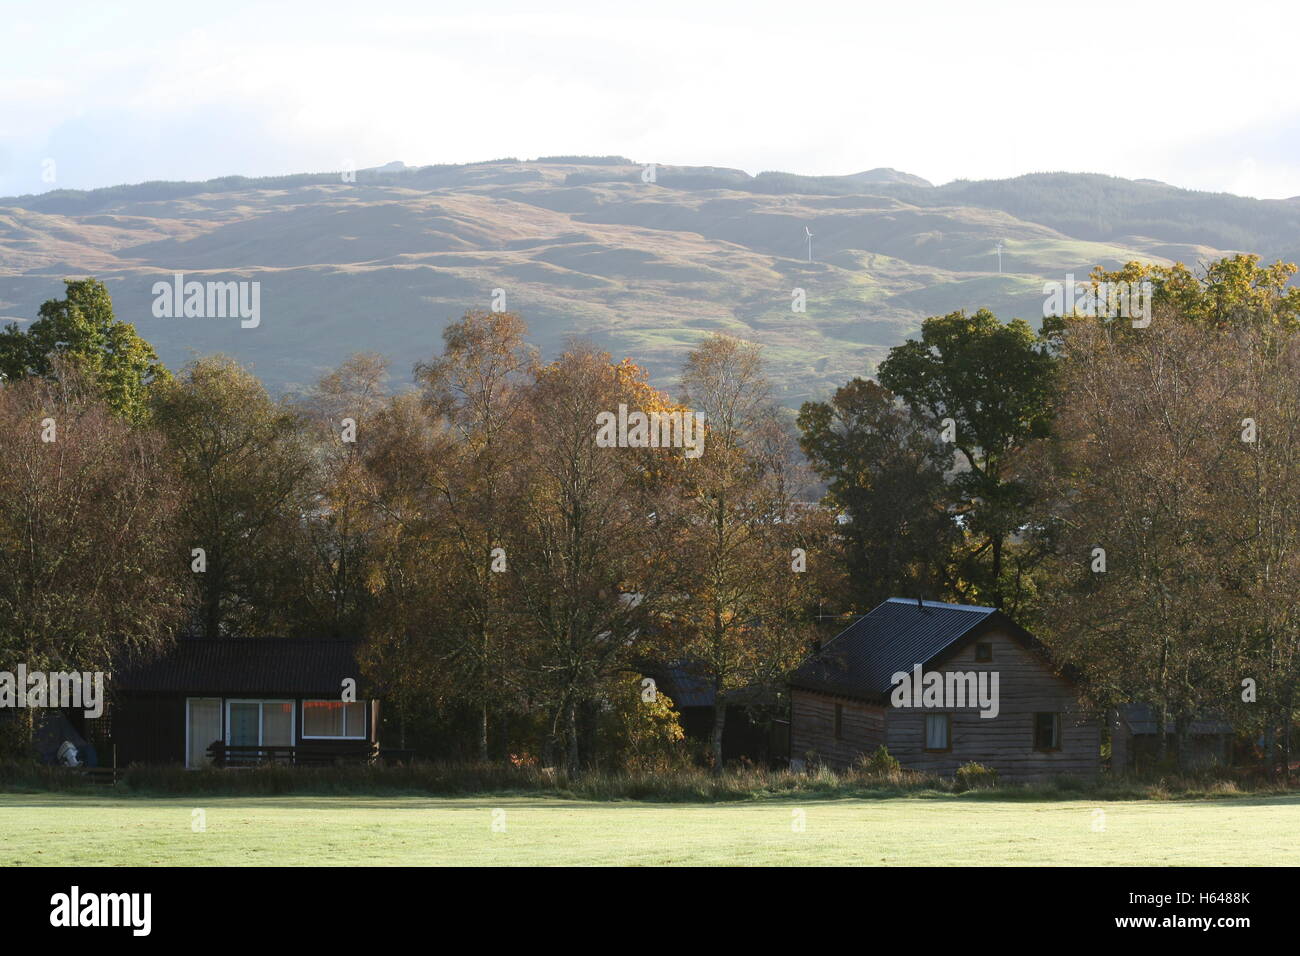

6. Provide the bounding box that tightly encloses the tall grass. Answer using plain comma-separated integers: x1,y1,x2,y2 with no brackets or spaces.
0,759,1292,802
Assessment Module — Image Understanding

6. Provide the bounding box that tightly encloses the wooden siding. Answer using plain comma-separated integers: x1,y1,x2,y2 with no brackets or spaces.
790,690,885,768
884,629,1098,778
791,628,1100,778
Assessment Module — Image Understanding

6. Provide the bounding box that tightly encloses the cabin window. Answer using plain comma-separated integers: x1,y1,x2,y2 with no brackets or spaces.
975,643,993,662
186,698,222,768
1034,712,1061,751
833,703,844,740
924,713,951,751
226,700,295,749
303,700,367,739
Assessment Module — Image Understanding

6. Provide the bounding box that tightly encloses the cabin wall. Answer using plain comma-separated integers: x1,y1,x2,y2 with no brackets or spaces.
110,695,186,766
789,690,886,769
109,693,380,766
884,629,1099,779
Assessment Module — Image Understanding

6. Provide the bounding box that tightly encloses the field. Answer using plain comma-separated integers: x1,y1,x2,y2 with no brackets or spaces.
2,792,1298,866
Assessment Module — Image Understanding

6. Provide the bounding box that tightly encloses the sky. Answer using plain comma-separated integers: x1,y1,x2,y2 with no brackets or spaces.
2,0,1297,199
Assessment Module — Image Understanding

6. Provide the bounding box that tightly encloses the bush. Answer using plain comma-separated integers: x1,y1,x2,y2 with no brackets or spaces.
856,745,901,777
954,762,999,791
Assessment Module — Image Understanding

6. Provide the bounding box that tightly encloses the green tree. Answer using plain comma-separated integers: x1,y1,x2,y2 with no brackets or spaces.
0,278,169,422
878,308,1055,609
797,378,955,610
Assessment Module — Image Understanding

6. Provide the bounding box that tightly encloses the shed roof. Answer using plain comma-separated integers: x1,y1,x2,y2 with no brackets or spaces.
789,598,1030,702
113,637,370,697
1117,704,1233,736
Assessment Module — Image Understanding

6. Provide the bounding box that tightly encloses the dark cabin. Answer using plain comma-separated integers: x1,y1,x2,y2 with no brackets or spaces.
1110,704,1234,772
108,637,379,767
789,598,1100,779
647,663,789,766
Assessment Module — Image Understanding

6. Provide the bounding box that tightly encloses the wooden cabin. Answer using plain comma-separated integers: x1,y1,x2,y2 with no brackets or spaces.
789,598,1099,779
106,637,379,767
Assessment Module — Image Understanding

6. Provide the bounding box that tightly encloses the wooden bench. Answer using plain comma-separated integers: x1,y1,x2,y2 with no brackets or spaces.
207,741,378,767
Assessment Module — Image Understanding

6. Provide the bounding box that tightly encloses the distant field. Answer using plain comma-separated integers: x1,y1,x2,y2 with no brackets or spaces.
2,792,1297,866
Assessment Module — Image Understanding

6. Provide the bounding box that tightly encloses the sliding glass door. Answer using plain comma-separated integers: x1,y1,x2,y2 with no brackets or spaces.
225,700,295,758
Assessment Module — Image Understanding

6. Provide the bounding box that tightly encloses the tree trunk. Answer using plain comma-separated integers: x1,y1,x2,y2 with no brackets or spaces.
710,697,728,773
565,698,580,771
990,533,1004,608
1173,715,1191,773
1283,691,1294,783
1155,705,1169,766
477,702,489,763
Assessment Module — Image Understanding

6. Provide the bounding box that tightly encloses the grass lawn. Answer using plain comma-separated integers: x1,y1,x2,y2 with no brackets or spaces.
2,791,1297,866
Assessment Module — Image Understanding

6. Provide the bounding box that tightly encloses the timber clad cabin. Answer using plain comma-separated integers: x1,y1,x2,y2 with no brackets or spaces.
109,638,379,768
789,599,1099,778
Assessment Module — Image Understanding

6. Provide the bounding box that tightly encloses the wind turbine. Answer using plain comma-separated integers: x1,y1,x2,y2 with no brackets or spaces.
995,241,1004,274
805,226,814,262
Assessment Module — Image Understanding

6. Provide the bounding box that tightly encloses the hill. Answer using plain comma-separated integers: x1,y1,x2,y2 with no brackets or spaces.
2,158,1296,404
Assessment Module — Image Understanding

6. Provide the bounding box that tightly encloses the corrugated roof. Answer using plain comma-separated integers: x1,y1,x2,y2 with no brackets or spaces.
113,637,370,697
790,598,1002,701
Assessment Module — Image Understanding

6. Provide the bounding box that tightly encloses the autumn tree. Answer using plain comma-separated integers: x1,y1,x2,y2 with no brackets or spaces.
1077,254,1300,335
266,353,394,638
506,345,685,768
1033,311,1246,768
1038,254,1300,773
150,356,314,638
676,334,822,769
0,363,189,752
405,311,538,759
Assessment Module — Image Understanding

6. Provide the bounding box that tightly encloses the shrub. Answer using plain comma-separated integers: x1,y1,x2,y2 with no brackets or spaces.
856,745,901,777
954,762,999,791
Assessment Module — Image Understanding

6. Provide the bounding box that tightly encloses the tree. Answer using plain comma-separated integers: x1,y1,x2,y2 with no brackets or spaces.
1073,254,1300,335
290,353,391,638
676,334,821,769
0,363,189,753
797,377,955,610
398,311,537,759
1219,328,1300,777
0,278,170,422
878,308,1055,609
1033,313,1243,769
150,356,314,638
506,345,685,768
1037,254,1300,773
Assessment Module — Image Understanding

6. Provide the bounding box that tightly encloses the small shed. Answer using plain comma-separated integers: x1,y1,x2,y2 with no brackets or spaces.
1110,704,1234,771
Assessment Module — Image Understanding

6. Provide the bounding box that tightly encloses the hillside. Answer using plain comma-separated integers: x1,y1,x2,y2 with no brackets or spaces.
2,158,1296,404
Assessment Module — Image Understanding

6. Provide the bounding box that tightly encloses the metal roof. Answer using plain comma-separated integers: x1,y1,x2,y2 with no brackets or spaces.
789,598,1003,701
113,637,370,697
